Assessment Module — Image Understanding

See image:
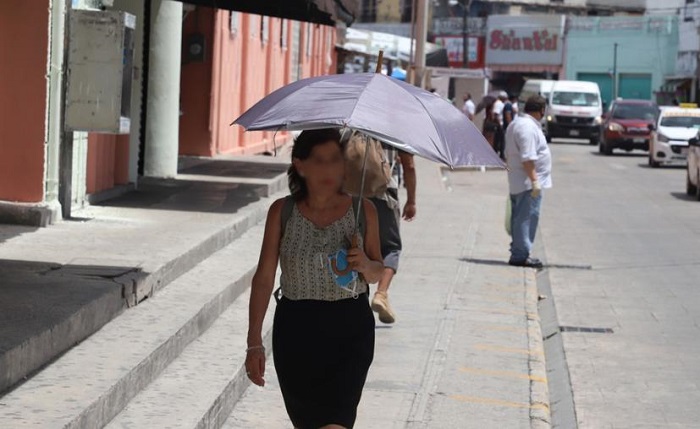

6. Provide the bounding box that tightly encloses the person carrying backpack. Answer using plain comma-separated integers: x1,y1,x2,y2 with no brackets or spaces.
342,130,417,324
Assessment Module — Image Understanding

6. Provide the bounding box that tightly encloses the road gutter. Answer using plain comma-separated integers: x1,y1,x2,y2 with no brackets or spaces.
535,238,579,428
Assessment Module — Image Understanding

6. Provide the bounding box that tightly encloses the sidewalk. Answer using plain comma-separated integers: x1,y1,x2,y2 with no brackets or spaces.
0,155,289,394
226,159,550,428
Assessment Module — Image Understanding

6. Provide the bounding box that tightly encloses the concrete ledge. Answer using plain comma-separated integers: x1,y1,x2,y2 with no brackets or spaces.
0,223,268,429
126,193,273,305
105,286,276,429
0,200,61,227
0,170,287,396
524,269,552,429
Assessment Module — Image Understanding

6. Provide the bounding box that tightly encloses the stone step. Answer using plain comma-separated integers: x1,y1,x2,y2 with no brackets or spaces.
0,171,285,394
105,287,275,429
0,221,268,429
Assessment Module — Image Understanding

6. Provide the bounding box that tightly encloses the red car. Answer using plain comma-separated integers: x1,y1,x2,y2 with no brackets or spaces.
599,99,659,155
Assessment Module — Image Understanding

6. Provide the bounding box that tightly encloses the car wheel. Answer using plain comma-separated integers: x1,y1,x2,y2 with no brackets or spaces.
687,170,698,196
545,134,552,143
696,170,700,201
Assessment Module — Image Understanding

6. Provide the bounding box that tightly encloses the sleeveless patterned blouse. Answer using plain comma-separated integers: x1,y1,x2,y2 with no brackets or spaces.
279,203,368,301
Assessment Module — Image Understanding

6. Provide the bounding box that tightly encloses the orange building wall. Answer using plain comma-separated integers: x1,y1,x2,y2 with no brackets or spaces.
179,11,337,157
179,7,216,156
0,1,50,202
86,134,130,195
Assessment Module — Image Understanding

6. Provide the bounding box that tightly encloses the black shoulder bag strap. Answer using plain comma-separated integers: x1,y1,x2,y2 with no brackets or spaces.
274,196,295,303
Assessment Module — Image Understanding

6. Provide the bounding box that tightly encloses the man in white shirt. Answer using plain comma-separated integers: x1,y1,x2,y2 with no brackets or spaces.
493,91,508,126
462,93,476,121
504,95,552,268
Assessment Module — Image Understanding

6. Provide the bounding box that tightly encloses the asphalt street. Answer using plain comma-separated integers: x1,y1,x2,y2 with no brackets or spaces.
540,139,700,428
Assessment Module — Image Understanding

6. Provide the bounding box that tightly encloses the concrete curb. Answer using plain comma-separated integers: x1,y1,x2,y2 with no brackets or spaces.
524,269,552,429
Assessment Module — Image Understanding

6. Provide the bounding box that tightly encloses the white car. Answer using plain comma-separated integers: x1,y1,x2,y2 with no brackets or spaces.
649,107,700,168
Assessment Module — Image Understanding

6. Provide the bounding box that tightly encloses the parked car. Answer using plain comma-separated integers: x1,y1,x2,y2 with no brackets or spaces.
649,107,700,168
687,134,700,200
599,99,658,156
545,80,603,145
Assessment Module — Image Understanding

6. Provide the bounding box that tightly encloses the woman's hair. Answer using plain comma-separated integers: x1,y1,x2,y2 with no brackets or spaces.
289,128,343,201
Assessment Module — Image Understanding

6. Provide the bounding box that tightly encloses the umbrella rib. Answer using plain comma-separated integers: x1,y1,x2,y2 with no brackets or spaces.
346,75,376,129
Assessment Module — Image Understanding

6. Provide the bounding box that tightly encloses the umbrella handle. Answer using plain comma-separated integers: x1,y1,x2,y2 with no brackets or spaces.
352,134,370,249
375,51,384,73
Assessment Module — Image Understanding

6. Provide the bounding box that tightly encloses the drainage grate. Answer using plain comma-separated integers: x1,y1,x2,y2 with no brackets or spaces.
560,326,614,334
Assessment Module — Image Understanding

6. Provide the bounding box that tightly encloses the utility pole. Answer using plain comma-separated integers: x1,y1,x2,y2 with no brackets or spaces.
462,0,470,68
612,42,618,100
413,0,429,87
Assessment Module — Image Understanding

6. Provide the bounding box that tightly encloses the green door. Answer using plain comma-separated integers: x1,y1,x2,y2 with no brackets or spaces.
619,74,652,100
578,72,613,110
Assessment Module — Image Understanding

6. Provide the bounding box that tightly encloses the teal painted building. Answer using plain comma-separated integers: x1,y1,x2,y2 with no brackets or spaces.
565,16,679,108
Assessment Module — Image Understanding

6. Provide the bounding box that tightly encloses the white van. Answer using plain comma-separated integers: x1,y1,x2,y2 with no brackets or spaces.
545,80,603,145
519,79,555,109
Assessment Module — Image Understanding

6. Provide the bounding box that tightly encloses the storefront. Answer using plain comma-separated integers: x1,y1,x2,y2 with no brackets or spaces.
485,14,565,95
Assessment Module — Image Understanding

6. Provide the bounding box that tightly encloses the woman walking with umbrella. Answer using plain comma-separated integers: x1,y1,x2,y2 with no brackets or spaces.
245,128,385,429
237,70,503,428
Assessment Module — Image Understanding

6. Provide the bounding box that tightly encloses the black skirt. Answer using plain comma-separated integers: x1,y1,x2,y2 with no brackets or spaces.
273,294,375,429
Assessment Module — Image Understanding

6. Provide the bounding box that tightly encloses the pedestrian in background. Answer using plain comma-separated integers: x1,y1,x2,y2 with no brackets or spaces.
463,93,476,121
493,91,508,159
342,131,417,325
482,102,499,149
504,95,552,269
510,95,520,115
246,128,384,429
503,94,515,130
493,91,508,126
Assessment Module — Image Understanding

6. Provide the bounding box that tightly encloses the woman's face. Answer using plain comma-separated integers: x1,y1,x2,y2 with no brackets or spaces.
294,140,345,193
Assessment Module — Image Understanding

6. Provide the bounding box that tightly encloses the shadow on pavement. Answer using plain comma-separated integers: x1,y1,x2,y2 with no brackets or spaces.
670,192,699,202
0,225,39,245
179,159,288,179
461,257,593,271
98,159,289,213
0,259,147,395
98,179,266,213
638,164,686,170
590,151,647,158
460,257,510,267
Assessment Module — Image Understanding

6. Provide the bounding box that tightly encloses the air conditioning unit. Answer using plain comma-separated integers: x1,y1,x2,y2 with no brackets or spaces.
65,10,136,134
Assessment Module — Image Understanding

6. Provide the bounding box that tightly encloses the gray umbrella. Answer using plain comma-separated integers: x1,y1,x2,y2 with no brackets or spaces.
233,73,504,169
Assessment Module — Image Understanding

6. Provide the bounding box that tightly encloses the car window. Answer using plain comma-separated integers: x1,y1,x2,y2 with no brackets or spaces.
660,115,700,128
552,91,599,107
612,104,658,120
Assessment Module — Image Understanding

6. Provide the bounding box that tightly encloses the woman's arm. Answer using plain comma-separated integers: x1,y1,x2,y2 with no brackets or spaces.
246,198,284,386
351,198,384,284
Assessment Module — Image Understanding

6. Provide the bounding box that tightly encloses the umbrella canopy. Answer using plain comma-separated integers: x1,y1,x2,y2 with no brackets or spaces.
233,73,504,169
475,94,497,116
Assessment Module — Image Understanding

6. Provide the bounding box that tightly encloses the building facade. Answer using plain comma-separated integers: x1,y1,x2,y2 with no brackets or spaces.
0,0,337,227
565,15,679,107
